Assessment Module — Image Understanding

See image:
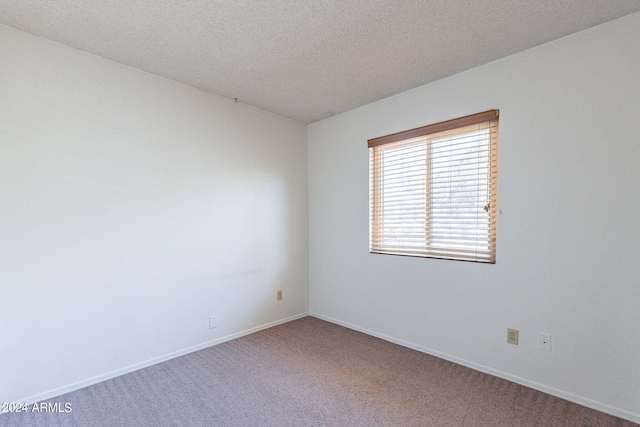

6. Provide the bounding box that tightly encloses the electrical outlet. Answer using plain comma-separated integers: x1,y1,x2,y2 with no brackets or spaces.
507,328,519,345
277,290,283,301
538,333,551,351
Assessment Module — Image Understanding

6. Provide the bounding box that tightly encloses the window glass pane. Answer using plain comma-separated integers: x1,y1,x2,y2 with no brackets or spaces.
380,141,427,247
429,129,490,251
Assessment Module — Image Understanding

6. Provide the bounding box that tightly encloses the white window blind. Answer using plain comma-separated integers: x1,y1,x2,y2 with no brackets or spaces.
369,110,498,263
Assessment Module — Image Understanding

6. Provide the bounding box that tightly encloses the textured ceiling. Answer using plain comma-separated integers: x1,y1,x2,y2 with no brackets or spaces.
2,1,640,123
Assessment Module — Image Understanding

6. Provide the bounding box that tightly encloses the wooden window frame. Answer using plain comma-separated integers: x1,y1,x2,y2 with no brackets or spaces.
368,110,499,263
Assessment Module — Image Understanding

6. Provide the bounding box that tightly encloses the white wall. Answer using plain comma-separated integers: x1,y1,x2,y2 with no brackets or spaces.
0,25,308,403
309,12,640,422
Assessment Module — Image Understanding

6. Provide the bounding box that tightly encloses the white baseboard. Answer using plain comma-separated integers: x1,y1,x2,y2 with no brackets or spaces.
11,312,309,407
309,312,640,425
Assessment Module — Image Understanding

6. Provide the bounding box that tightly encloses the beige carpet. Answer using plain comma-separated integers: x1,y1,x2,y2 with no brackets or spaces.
2,316,637,426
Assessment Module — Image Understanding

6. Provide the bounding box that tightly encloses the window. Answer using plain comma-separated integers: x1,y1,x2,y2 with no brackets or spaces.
369,110,498,263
